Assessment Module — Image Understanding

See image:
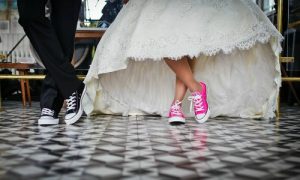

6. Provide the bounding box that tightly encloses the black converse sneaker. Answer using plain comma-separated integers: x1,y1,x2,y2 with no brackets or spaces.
65,85,86,125
38,108,59,125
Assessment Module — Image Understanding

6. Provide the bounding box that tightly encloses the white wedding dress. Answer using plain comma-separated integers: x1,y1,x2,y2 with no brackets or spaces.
83,0,283,119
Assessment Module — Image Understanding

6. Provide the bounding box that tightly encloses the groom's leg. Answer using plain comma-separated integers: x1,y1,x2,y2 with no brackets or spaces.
40,73,64,118
17,0,82,98
40,0,82,116
51,0,81,61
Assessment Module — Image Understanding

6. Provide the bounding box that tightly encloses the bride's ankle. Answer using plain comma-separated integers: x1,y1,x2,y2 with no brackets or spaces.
190,82,202,93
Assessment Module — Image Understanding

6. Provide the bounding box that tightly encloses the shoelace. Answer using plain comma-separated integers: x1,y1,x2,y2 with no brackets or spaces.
170,100,183,116
66,92,77,111
188,93,204,112
41,108,54,116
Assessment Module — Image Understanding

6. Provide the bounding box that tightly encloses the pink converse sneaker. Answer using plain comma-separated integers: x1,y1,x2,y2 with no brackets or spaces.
168,100,186,124
189,82,210,123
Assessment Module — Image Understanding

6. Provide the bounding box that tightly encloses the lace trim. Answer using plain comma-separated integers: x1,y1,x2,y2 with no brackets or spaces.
98,24,282,62
88,28,282,77
126,23,282,59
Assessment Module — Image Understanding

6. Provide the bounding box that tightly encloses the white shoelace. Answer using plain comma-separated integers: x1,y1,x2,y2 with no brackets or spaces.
170,100,183,116
188,94,204,112
66,93,77,111
41,108,54,116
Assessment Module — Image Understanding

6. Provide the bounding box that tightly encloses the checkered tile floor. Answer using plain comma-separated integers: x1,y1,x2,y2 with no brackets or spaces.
0,101,300,180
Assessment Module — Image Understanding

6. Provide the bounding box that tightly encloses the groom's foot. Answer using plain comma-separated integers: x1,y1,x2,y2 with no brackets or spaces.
38,108,59,125
65,84,86,125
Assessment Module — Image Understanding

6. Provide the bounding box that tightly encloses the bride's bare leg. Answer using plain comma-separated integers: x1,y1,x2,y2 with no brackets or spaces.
173,77,187,102
172,57,197,102
165,56,201,93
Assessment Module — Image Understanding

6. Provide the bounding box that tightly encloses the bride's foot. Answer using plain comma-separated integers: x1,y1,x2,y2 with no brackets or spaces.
189,82,210,123
168,100,186,124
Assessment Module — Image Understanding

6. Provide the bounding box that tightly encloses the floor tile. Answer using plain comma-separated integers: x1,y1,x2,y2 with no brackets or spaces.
0,101,299,179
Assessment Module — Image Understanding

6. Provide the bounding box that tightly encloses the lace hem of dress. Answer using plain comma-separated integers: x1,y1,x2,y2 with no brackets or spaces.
86,22,283,82
126,25,283,61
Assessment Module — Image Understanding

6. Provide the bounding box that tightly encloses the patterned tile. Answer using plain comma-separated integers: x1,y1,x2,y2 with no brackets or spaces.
235,168,269,179
10,165,46,177
85,166,122,178
0,101,300,179
159,167,198,179
92,153,124,163
29,153,59,163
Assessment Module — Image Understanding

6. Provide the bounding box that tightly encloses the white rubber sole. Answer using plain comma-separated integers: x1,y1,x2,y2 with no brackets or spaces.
195,108,210,123
65,86,87,125
168,116,186,124
38,117,59,125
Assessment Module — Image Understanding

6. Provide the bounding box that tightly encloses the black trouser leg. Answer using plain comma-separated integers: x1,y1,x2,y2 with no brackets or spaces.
38,0,82,115
17,0,82,100
40,73,64,117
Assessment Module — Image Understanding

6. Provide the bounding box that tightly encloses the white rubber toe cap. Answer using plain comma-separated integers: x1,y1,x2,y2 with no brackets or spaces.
195,108,210,124
168,116,186,124
38,116,59,125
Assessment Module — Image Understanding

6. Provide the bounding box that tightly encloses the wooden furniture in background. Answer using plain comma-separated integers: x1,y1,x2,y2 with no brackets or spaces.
75,29,105,40
0,63,33,107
